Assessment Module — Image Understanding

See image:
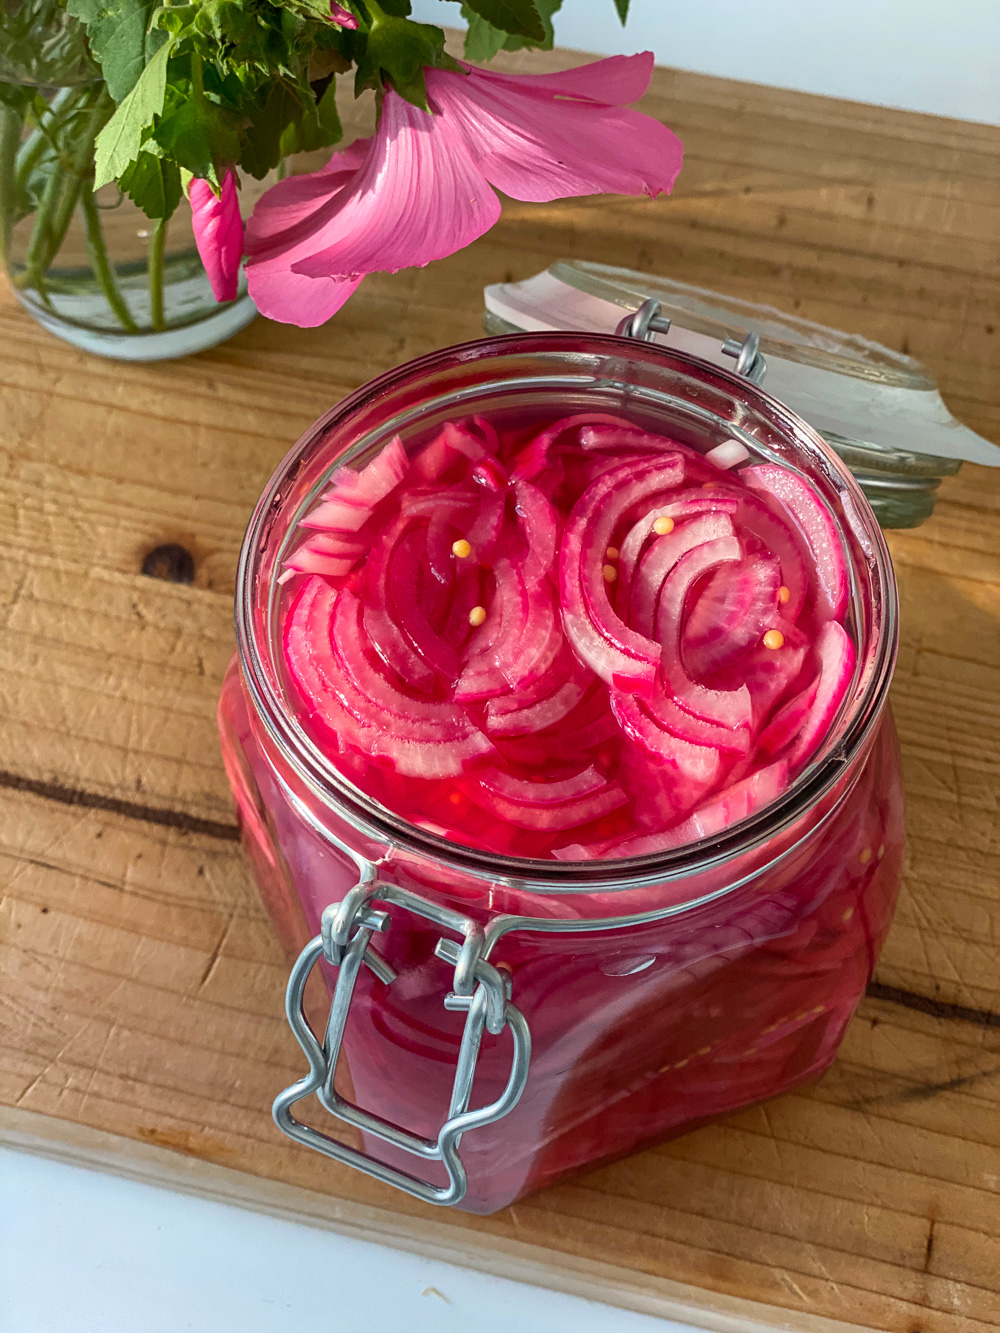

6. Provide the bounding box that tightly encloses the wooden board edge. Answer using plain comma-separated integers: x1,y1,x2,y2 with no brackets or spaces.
0,1107,875,1333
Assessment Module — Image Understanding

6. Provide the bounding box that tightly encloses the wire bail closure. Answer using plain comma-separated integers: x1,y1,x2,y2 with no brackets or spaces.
273,876,531,1208
616,297,767,385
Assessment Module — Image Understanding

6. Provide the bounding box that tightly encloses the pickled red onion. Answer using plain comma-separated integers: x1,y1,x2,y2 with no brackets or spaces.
279,408,857,859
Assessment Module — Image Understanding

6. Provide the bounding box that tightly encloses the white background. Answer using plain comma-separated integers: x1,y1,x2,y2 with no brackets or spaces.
0,1148,699,1333
411,0,1000,125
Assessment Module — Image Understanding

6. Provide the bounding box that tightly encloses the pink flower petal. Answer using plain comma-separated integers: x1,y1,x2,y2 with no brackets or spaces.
426,65,683,204
246,266,363,328
245,143,370,325
329,2,357,27
290,90,501,281
469,52,654,106
245,138,372,257
189,170,244,303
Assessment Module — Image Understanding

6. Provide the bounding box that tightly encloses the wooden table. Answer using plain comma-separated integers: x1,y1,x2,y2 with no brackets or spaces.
2,47,999,1333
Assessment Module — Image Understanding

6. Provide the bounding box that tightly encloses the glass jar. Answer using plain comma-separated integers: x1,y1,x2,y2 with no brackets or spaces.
0,8,259,361
484,260,1000,528
218,331,904,1215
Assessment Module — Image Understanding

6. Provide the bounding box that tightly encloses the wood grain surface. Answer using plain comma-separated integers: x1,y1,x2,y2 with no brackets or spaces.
2,46,999,1332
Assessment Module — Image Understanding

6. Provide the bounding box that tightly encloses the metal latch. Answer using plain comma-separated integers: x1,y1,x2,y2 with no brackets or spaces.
272,878,531,1207
616,296,767,385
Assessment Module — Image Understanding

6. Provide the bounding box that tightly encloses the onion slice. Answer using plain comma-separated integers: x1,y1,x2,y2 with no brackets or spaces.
682,554,781,678
302,435,409,531
656,537,754,731
744,465,848,619
560,457,685,690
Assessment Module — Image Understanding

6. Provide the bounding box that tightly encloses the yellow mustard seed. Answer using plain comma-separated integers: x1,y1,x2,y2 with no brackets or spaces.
603,564,618,584
451,538,472,559
468,605,487,627
763,629,785,650
653,515,675,536
778,585,791,604
605,546,619,560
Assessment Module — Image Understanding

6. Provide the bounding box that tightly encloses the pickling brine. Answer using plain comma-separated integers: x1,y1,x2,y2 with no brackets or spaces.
218,332,904,1213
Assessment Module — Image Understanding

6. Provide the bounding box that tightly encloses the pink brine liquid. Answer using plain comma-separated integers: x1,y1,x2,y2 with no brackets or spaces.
219,404,904,1213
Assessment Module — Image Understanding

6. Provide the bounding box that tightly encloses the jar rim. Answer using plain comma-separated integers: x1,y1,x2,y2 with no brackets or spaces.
235,331,898,896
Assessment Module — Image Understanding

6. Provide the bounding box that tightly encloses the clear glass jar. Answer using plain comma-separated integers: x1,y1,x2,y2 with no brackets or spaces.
484,260,990,528
0,9,259,361
218,332,905,1214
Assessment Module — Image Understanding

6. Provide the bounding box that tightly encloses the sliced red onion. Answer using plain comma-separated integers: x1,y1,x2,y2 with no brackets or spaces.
282,536,360,580
480,765,608,804
618,493,739,598
610,691,723,786
630,512,736,638
471,764,628,831
378,521,458,678
280,405,857,861
485,672,587,737
363,599,437,694
302,434,408,531
410,420,486,483
758,676,821,757
732,636,809,726
744,464,848,619
577,426,673,453
285,580,493,777
512,412,638,481
560,457,685,691
656,537,754,731
606,758,790,856
788,621,856,766
513,479,558,586
682,554,781,678
645,688,751,756
705,438,750,470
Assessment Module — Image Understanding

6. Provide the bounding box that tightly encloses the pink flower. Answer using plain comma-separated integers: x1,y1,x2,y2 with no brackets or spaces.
190,170,244,303
245,54,682,327
329,2,358,27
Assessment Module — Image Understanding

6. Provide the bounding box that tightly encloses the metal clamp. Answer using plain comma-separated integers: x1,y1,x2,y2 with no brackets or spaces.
616,297,767,385
272,879,531,1207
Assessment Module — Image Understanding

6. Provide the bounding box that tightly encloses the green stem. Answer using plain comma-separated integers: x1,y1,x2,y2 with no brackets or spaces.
14,87,109,294
148,216,166,331
79,186,137,331
0,104,22,266
16,157,63,295
15,86,75,191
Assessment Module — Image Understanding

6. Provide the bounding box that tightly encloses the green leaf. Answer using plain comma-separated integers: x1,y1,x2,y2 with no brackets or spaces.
316,78,343,143
461,0,544,40
460,7,507,61
93,39,172,188
354,16,453,110
273,76,343,158
65,0,168,101
612,0,630,21
152,96,241,188
118,149,183,220
469,0,561,55
239,82,302,179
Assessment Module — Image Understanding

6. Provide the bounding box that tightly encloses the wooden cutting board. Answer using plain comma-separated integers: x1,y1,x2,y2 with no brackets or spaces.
2,45,999,1333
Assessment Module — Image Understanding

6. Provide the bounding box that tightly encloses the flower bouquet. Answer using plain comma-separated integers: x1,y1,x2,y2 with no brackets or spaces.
0,0,682,353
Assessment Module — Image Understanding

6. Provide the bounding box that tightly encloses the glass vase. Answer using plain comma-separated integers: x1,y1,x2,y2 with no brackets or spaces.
0,7,259,361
